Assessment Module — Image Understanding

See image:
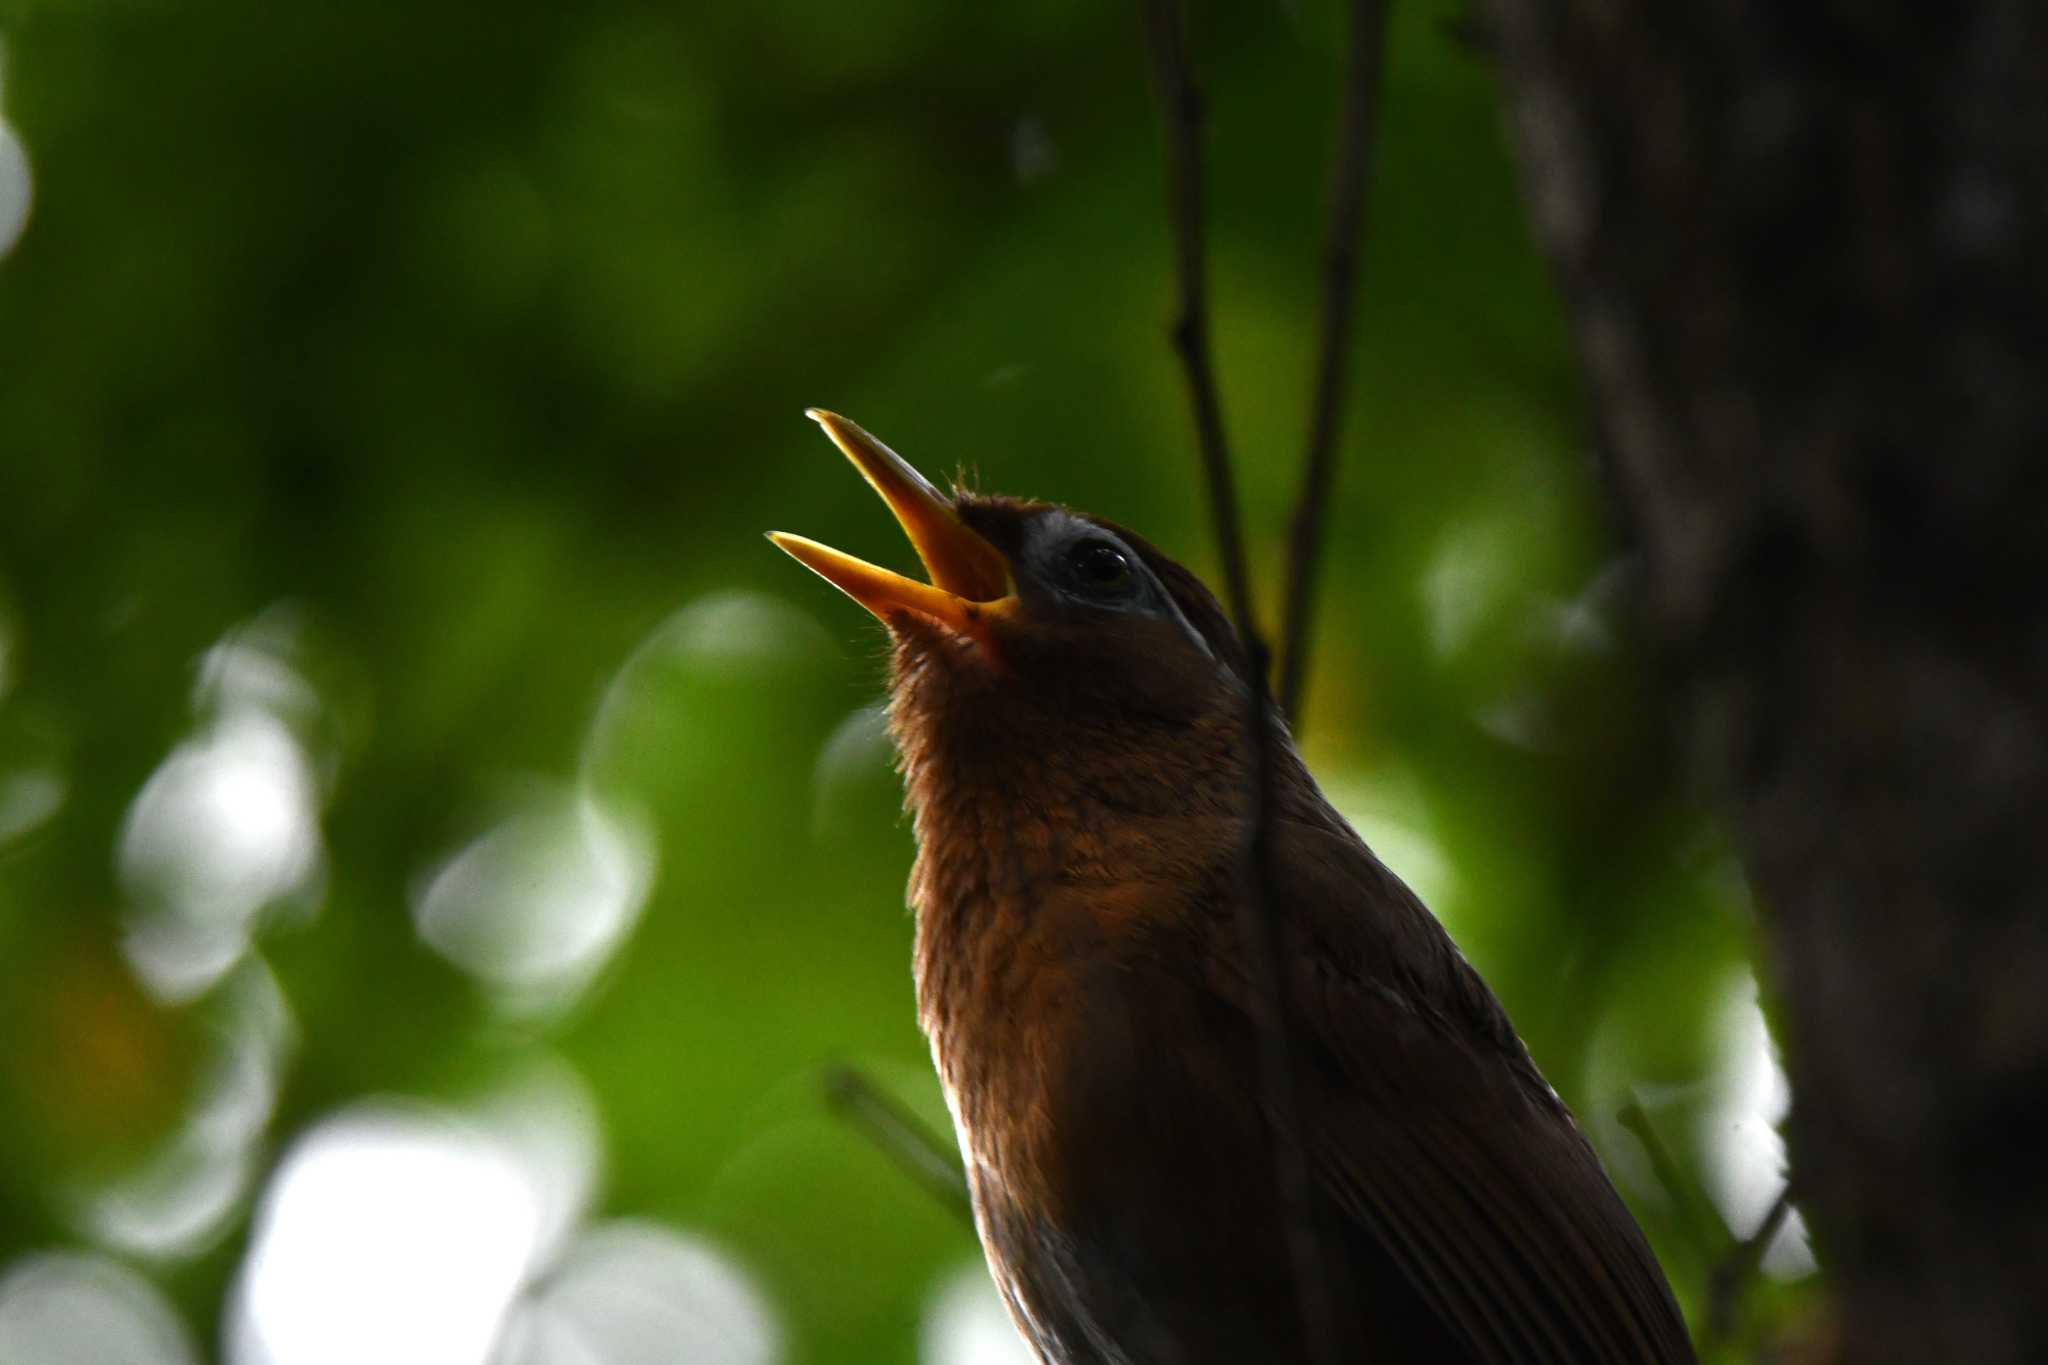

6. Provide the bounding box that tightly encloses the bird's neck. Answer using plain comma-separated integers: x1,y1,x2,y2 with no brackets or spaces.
890,691,1245,1094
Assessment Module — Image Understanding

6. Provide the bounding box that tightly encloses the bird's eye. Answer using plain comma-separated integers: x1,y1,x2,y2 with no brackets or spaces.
1067,541,1135,595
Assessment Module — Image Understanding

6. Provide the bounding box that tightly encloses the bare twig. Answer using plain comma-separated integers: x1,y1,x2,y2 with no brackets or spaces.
1616,1095,1725,1259
1140,5,1338,1362
823,1064,975,1229
1277,0,1391,724
1618,1096,1801,1346
1705,1183,1795,1346
1140,0,1258,637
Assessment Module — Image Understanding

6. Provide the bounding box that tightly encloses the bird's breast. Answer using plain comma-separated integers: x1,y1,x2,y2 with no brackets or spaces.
918,890,1331,1364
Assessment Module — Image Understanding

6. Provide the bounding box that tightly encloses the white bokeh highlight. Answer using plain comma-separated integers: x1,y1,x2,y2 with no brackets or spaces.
1703,969,1816,1278
496,1223,781,1365
118,614,330,1003
921,1263,1034,1365
120,710,323,999
1421,517,1517,662
579,590,834,790
469,1059,605,1270
412,785,653,1010
0,108,30,260
651,590,833,673
810,703,892,835
0,765,65,845
80,961,297,1260
229,1107,547,1365
0,1251,199,1365
227,1066,782,1365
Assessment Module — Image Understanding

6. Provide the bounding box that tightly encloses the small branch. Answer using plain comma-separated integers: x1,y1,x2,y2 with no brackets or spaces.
1616,1095,1726,1259
823,1064,975,1229
1141,6,1338,1364
1276,0,1391,726
1704,1183,1795,1346
1140,0,1258,638
1618,1097,1801,1347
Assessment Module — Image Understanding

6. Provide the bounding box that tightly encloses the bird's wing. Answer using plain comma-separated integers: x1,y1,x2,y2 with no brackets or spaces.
1213,815,1697,1365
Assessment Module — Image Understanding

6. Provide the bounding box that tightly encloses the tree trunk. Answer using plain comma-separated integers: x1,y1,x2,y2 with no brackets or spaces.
1486,4,2048,1361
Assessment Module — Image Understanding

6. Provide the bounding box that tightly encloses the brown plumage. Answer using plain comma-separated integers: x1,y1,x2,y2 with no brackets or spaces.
773,412,1696,1365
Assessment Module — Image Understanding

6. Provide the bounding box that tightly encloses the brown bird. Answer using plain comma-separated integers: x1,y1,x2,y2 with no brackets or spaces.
772,411,1695,1365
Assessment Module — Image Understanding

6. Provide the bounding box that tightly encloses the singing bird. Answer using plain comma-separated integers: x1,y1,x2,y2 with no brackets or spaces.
771,411,1695,1364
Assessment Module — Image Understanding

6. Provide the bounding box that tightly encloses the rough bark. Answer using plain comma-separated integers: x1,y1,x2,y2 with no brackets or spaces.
1486,4,2048,1361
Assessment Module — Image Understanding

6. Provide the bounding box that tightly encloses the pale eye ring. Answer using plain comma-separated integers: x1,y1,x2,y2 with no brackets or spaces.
1067,540,1134,594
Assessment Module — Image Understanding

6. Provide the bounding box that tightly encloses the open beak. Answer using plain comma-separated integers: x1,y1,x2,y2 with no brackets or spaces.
769,410,1017,641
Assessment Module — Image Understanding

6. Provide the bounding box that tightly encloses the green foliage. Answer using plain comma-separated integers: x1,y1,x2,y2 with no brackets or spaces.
0,1,1815,1360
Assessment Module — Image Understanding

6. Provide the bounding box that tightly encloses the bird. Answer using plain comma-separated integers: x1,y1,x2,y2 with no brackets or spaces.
770,410,1696,1365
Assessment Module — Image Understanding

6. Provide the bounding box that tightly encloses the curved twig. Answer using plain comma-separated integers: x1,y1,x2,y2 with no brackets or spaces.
1705,1184,1795,1346
824,1064,976,1229
1278,0,1391,725
1141,5,1338,1363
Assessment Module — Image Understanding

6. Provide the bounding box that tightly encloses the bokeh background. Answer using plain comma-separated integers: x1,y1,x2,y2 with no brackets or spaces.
0,2,1819,1361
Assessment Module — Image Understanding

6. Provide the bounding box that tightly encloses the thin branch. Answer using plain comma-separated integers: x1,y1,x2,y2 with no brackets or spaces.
823,1064,975,1229
1140,5,1338,1363
1141,0,1258,637
1618,1096,1801,1346
1277,0,1391,725
1704,1183,1795,1346
1616,1095,1728,1259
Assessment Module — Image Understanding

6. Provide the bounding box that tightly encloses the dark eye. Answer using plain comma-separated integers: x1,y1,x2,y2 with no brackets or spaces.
1067,540,1135,595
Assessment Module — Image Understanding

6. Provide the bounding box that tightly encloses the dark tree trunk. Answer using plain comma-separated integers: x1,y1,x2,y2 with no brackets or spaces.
1486,4,2048,1361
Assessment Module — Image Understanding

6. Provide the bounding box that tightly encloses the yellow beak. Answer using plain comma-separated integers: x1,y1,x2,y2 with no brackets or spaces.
770,410,1017,640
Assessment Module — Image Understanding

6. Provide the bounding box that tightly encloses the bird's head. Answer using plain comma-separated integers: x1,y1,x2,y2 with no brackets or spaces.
771,410,1255,805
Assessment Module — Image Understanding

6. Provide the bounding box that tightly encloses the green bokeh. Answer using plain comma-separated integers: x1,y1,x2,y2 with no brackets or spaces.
0,2,1814,1360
